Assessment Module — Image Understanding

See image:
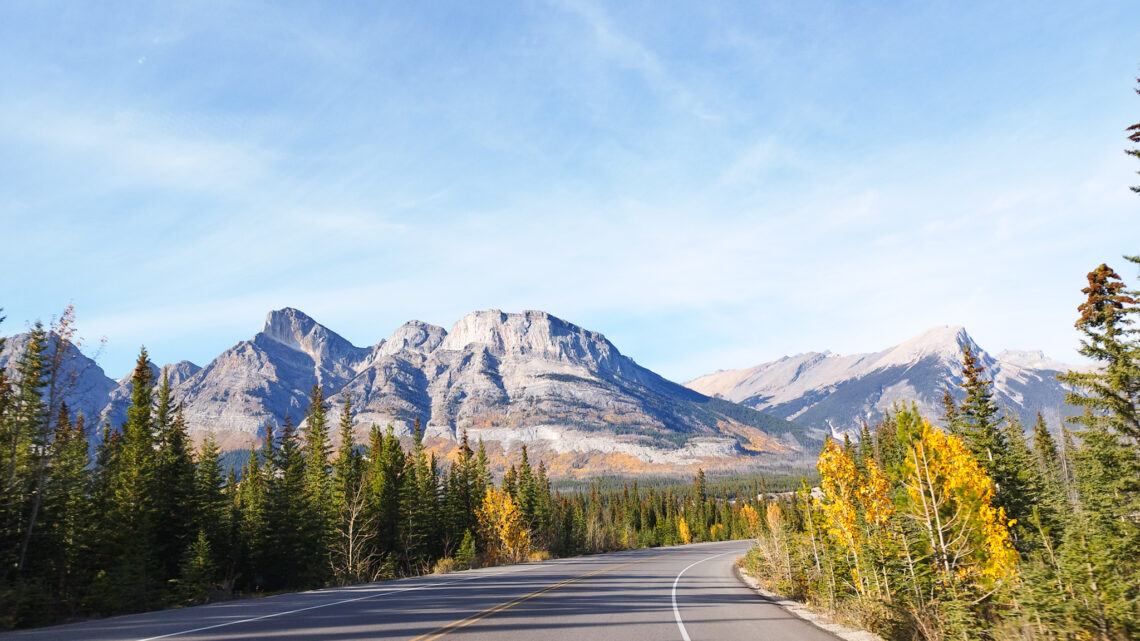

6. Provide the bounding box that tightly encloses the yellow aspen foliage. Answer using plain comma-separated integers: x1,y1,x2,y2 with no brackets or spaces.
816,438,869,594
817,438,860,550
900,419,1018,592
477,487,531,564
710,523,725,540
741,504,762,538
678,516,693,544
765,501,781,534
857,458,894,528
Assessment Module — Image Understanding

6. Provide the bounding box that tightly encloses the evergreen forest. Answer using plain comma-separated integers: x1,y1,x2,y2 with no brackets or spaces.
0,328,762,629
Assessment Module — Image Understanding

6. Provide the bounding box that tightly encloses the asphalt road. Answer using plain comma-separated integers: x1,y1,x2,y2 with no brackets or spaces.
5,540,839,641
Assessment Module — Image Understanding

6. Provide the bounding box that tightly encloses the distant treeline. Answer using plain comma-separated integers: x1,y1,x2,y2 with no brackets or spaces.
0,311,767,630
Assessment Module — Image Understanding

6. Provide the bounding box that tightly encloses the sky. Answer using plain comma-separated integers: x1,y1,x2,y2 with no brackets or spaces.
0,1,1137,381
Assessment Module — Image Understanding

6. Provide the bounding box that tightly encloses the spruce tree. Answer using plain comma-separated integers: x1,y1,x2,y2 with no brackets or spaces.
1058,261,1140,439
4,324,47,576
38,408,92,614
302,385,333,541
104,348,161,610
266,415,322,589
236,439,268,592
193,434,228,583
332,395,362,512
153,374,195,593
367,424,405,562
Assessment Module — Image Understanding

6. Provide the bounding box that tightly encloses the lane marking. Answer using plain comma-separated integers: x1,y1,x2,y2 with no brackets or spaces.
134,563,551,641
672,550,736,641
409,554,662,641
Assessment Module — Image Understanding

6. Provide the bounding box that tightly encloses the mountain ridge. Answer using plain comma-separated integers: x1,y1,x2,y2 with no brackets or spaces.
0,308,814,477
686,325,1080,436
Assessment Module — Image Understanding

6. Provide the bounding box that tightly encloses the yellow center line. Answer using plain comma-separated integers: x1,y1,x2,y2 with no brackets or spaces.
408,554,662,641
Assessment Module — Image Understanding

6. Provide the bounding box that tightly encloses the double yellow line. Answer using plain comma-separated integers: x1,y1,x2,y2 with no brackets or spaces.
410,555,660,640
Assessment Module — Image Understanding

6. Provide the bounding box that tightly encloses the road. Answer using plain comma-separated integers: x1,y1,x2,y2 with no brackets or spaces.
5,540,839,641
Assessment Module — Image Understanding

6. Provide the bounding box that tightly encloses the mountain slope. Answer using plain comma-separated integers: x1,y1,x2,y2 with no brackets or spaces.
326,310,813,475
687,326,1081,436
2,308,815,475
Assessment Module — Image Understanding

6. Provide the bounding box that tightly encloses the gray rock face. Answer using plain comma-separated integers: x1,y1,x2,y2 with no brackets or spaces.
327,310,813,475
686,326,1083,437
1,308,814,474
0,332,117,427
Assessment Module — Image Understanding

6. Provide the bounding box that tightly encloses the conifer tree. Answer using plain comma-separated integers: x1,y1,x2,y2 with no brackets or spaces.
400,418,440,570
302,385,333,543
153,373,195,592
236,440,268,591
332,396,363,514
1058,261,1140,439
44,409,92,611
103,349,161,609
193,434,228,582
443,428,477,550
176,530,216,606
3,323,47,576
266,415,322,589
366,424,405,562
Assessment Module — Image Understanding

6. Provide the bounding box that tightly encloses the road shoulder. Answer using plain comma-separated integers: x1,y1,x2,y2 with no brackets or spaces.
734,561,883,641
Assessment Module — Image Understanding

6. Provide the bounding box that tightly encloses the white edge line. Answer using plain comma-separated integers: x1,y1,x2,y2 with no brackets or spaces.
671,550,735,641
136,562,551,641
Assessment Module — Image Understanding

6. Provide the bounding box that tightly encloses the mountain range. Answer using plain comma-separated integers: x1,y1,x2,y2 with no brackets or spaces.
0,309,815,477
0,312,1082,477
685,326,1082,437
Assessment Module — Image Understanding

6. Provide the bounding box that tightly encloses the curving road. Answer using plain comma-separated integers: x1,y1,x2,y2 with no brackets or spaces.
4,540,838,641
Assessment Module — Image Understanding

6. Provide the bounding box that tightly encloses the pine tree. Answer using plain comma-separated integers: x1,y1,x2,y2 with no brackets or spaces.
302,385,333,543
367,424,405,562
266,414,322,589
443,428,477,551
236,440,268,592
1058,261,1140,439
176,530,216,606
40,408,92,613
103,348,160,610
333,395,363,511
400,418,440,571
3,323,47,576
192,434,228,584
330,395,370,584
153,373,195,594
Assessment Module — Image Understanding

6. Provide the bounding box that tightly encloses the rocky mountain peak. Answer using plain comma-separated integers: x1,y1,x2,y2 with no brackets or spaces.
378,320,447,357
871,325,976,369
440,309,622,371
259,307,360,364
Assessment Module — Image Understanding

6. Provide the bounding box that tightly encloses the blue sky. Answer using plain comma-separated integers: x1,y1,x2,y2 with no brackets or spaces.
1,1,1137,381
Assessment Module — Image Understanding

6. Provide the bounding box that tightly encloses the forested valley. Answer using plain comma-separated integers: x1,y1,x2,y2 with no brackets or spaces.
0,323,764,629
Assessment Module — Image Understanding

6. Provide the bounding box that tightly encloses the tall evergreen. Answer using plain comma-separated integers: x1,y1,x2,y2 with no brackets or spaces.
266,415,322,589
367,424,405,562
302,385,333,538
153,372,195,593
192,434,228,586
332,395,362,511
1058,261,1140,439
103,348,160,610
443,428,477,549
41,409,91,612
236,434,269,591
3,323,47,576
400,418,440,570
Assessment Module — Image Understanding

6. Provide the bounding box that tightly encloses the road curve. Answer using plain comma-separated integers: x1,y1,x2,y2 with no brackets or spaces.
4,540,839,641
